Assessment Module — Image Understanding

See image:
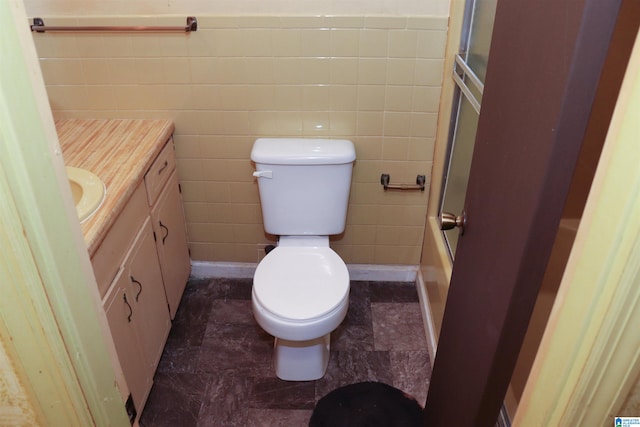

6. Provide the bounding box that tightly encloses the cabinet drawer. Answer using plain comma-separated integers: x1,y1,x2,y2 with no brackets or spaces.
144,139,175,206
92,182,148,298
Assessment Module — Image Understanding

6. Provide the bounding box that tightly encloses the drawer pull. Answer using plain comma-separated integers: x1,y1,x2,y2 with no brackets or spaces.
123,293,133,322
131,276,142,302
158,160,169,175
159,221,169,245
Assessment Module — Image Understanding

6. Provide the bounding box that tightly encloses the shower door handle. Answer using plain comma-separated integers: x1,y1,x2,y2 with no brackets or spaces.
440,211,466,234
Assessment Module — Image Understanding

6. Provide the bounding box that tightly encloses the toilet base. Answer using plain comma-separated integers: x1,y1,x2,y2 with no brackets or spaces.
274,334,330,381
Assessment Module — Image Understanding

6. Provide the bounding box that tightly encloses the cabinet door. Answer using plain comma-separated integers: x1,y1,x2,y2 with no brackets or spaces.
127,219,172,372
151,170,190,319
104,269,148,411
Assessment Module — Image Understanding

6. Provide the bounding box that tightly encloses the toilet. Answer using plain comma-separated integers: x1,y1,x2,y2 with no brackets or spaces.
251,138,356,381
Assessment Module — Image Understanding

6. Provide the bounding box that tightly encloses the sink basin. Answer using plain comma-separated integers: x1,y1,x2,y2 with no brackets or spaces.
66,166,106,222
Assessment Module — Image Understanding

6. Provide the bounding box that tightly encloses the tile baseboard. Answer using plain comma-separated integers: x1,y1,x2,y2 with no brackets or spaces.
190,261,257,279
190,260,419,282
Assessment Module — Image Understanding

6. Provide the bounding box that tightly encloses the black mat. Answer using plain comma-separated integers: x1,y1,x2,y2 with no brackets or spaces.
309,381,424,427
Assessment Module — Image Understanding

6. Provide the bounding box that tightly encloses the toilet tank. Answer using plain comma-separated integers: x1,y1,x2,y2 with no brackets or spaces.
251,138,356,236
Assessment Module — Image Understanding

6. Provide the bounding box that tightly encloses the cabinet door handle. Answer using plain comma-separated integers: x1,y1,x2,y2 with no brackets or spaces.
159,220,169,245
130,276,142,302
123,293,133,322
158,160,169,175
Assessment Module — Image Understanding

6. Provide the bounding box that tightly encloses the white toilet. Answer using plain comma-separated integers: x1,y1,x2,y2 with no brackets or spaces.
251,138,356,381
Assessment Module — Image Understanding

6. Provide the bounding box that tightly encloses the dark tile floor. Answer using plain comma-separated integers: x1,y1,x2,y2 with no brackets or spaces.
140,278,431,427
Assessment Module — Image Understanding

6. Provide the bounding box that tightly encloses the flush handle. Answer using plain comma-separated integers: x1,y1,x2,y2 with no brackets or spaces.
440,211,466,234
252,170,273,179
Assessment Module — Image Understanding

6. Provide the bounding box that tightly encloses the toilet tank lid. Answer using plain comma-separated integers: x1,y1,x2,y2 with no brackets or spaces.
251,138,356,165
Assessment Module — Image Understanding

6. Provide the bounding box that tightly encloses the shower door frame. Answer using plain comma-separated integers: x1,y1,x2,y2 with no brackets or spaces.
438,0,492,259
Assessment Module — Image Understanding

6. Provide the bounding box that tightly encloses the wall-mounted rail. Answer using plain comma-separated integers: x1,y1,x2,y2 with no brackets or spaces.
30,16,198,33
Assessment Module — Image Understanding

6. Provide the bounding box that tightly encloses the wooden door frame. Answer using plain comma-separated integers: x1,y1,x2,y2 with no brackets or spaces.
1,2,130,425
423,0,622,425
515,29,640,425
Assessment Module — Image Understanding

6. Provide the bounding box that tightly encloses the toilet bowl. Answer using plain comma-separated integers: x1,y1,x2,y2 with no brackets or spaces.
252,237,349,380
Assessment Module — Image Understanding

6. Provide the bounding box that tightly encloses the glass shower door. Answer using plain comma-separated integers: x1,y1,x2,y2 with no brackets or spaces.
440,0,496,257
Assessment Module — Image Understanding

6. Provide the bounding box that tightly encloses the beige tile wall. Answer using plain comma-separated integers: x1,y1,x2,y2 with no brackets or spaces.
32,15,447,265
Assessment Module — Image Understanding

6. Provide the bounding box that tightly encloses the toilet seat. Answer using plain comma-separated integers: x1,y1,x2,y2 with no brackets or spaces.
253,246,349,322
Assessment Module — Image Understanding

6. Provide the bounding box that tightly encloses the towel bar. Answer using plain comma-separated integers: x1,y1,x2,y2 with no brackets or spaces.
30,16,198,33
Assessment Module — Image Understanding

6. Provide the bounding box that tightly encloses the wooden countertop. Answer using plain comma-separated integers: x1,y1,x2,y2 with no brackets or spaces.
57,119,175,256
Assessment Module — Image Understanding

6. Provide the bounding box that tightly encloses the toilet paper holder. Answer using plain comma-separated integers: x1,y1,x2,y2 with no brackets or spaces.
380,174,426,191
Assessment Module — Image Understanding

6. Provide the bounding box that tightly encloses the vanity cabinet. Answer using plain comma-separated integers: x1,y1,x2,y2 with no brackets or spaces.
91,136,190,421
